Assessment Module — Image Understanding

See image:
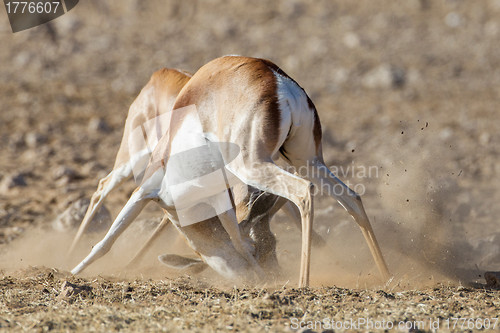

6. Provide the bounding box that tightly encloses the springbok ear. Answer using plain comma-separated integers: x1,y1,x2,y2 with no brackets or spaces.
158,254,208,274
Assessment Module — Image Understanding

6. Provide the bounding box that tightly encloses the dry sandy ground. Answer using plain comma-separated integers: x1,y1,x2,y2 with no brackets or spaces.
1,1,500,331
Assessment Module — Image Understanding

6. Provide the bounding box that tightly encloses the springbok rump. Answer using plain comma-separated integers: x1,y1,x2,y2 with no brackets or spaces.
71,56,391,287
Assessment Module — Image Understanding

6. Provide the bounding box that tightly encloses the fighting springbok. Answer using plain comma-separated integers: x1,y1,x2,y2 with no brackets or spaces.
70,66,324,267
71,56,390,286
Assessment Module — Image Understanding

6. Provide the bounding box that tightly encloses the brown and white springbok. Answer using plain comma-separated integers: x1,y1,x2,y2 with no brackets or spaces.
71,56,390,286
69,66,324,270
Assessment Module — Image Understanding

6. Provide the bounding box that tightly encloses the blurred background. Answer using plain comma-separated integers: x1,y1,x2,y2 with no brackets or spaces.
0,0,499,287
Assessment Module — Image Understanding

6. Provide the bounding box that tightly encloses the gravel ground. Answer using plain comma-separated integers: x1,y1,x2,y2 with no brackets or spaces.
1,1,499,331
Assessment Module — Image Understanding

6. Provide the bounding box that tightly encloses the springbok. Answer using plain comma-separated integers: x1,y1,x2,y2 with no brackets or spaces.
70,66,324,267
71,56,390,286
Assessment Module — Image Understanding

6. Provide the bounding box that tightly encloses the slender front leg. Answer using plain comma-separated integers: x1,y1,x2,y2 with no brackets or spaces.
228,161,314,287
299,185,313,287
281,200,326,248
71,188,149,275
308,159,391,281
69,164,131,256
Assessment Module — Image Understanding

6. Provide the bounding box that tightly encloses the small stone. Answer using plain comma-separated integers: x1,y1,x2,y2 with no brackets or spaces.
0,173,27,192
343,32,360,48
0,209,11,226
479,132,490,146
25,132,47,148
52,166,78,181
14,51,30,68
52,198,111,233
391,66,406,88
7,133,25,152
439,127,453,141
445,12,461,28
484,20,499,36
362,65,392,89
58,280,93,300
362,64,406,89
88,117,110,133
82,161,106,176
332,67,349,85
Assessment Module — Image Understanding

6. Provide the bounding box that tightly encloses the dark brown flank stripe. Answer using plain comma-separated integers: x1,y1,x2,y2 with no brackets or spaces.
262,58,322,153
307,96,322,153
